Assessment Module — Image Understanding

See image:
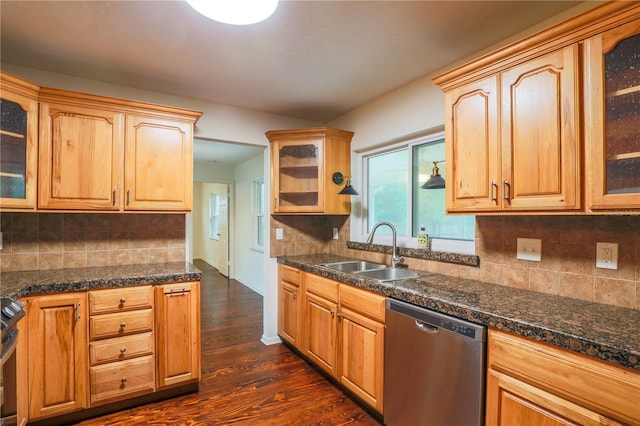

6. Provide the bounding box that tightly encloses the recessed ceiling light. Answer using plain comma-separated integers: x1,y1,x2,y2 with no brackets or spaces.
186,0,278,25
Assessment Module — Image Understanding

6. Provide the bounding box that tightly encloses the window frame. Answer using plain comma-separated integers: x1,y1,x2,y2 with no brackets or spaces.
208,192,220,240
253,178,265,252
352,130,475,255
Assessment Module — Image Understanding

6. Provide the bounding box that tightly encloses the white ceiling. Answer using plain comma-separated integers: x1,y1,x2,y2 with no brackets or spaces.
1,0,583,165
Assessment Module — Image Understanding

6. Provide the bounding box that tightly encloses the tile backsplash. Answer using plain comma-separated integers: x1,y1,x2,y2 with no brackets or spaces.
0,213,186,272
271,214,639,310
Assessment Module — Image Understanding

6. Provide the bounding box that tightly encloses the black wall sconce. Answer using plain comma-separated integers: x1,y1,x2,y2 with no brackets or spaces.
332,172,359,195
420,160,445,189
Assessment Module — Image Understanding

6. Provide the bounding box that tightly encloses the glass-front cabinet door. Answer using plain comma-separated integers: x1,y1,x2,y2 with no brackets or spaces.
586,20,640,211
0,73,39,209
272,140,324,213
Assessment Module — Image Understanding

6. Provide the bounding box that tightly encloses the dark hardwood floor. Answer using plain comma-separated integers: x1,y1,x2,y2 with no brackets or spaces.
77,260,382,425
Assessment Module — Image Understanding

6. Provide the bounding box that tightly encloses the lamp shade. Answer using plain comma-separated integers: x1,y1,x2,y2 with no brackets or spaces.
338,181,359,195
186,0,278,25
420,174,445,189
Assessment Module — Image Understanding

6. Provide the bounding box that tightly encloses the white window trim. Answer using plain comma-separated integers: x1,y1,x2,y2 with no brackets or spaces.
352,131,475,255
252,178,265,253
209,192,220,241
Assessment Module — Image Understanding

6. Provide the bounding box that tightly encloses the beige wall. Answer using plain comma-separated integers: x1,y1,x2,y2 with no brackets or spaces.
0,213,186,272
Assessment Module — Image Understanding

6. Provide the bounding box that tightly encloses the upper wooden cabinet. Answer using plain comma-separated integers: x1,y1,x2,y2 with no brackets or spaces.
434,2,640,214
585,19,640,212
37,88,200,212
266,127,354,215
38,101,124,210
0,72,39,209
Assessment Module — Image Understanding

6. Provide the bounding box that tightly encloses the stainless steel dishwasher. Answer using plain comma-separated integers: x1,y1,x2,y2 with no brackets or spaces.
384,298,486,426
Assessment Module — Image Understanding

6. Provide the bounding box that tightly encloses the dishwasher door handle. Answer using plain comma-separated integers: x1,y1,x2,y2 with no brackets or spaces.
415,320,439,333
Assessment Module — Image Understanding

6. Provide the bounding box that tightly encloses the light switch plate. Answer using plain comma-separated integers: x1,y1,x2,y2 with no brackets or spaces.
596,242,618,270
333,227,339,240
275,228,283,240
517,238,542,262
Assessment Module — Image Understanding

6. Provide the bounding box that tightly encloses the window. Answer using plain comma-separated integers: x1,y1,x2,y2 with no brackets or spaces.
254,178,265,249
208,193,220,240
360,132,475,254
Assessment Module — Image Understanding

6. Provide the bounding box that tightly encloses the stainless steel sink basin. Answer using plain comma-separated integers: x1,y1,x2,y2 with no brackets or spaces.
355,268,421,282
319,260,387,273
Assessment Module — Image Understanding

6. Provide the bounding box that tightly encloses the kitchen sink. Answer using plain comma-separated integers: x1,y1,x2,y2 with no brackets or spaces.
319,260,387,273
355,268,421,282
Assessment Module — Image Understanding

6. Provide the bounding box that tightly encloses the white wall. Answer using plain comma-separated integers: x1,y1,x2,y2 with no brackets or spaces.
1,64,322,145
233,152,267,295
192,182,204,260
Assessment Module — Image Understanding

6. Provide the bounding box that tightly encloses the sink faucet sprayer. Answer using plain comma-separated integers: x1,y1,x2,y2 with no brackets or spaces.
366,221,404,268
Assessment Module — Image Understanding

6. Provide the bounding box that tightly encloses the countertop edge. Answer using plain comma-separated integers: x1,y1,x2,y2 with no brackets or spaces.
277,255,640,372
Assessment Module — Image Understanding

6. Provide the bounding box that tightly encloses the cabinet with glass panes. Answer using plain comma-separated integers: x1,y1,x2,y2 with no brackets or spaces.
586,19,640,211
266,127,353,214
0,72,39,209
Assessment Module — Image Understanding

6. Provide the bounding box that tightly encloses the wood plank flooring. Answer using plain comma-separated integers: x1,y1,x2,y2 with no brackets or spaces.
77,260,382,425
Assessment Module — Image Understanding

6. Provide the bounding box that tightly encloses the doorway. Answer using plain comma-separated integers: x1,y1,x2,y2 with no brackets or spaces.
192,182,230,276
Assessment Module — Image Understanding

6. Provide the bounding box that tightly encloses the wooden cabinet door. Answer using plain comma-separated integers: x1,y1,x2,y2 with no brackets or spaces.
279,280,301,348
338,306,385,413
124,114,193,211
445,75,500,212
155,282,201,388
27,292,88,420
501,44,581,211
38,102,124,210
303,292,338,378
585,20,640,211
0,73,39,209
270,139,324,214
486,369,613,426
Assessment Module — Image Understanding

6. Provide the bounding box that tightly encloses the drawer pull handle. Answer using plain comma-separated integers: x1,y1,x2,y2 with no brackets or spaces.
120,322,126,329
169,288,186,293
120,347,126,354
119,298,126,305
121,377,127,384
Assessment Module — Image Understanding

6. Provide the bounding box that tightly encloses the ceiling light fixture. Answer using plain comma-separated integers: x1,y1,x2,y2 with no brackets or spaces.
185,0,278,25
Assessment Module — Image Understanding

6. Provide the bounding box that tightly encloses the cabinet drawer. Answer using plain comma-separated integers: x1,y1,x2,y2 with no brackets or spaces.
89,286,153,315
339,284,386,322
90,332,154,366
90,355,155,405
280,265,300,286
488,329,640,424
90,309,153,340
304,273,338,302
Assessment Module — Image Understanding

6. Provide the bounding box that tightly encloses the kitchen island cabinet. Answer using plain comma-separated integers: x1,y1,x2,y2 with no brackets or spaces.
486,329,640,425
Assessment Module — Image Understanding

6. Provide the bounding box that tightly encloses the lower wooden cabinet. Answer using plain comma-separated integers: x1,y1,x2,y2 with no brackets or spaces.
26,292,89,420
21,281,201,423
486,329,640,426
277,265,302,348
155,281,201,388
278,267,386,414
88,286,155,405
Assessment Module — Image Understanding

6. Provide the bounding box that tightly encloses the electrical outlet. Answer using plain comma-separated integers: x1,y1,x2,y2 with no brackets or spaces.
596,242,618,270
332,227,339,240
516,238,542,262
275,228,283,240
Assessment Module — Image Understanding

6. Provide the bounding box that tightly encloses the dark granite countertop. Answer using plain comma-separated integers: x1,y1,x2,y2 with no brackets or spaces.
1,262,202,299
278,254,640,371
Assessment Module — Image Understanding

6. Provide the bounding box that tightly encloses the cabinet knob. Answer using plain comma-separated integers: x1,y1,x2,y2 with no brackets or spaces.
120,322,126,329
121,377,127,384
119,297,126,305
120,347,126,353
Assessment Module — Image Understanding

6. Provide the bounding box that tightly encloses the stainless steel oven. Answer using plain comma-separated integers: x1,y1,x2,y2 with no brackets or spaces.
1,297,26,426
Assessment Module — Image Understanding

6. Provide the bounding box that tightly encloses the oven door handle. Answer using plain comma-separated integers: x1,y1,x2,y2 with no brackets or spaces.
1,329,19,366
